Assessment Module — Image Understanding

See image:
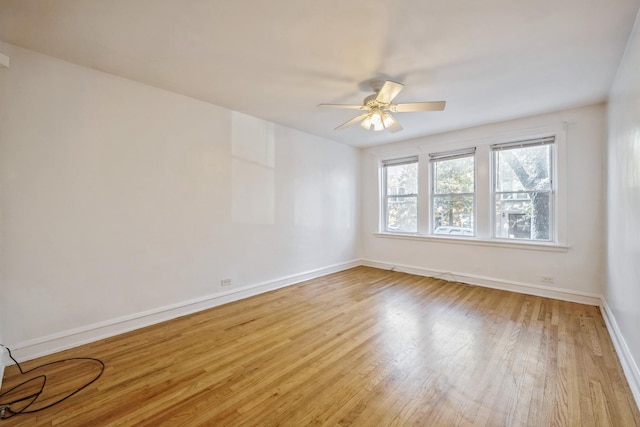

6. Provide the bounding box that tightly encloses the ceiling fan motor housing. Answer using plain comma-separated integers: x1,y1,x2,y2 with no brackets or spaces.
364,94,383,109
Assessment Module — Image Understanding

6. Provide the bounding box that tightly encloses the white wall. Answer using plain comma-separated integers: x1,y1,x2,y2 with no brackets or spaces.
605,11,640,406
361,104,606,302
0,44,360,359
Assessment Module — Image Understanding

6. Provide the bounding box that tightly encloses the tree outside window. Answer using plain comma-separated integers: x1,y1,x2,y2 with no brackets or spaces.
431,152,475,235
493,140,553,241
383,158,418,233
379,134,557,243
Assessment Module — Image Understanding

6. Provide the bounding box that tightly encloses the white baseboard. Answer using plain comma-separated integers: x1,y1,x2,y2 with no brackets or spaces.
361,259,602,306
7,259,361,363
6,260,635,413
4,258,604,365
7,258,635,411
600,299,640,411
362,261,640,410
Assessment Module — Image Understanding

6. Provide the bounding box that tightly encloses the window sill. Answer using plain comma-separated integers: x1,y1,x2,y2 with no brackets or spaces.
373,232,569,252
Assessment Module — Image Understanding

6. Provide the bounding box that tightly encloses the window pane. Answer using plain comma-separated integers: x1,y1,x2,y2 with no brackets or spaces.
386,196,417,233
494,192,551,240
493,142,553,242
434,156,474,194
432,154,475,236
386,162,417,195
495,145,551,192
433,195,474,235
384,160,418,233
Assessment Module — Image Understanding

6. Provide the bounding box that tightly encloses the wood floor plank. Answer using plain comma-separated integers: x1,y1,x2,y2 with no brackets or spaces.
1,267,638,426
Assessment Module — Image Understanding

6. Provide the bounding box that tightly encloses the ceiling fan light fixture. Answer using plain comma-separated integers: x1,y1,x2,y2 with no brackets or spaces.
361,114,373,130
371,110,384,131
381,112,396,129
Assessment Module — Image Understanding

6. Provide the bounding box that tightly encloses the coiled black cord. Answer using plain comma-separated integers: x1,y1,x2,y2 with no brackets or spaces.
0,344,105,420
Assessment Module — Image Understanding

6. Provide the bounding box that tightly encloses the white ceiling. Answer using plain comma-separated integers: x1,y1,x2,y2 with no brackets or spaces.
1,0,639,147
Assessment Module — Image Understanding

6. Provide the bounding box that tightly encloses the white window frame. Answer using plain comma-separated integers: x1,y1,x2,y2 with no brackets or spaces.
380,156,419,234
491,137,555,242
375,123,567,250
429,148,477,236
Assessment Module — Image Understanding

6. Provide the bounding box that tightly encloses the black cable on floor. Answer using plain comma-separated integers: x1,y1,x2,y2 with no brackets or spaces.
0,344,105,420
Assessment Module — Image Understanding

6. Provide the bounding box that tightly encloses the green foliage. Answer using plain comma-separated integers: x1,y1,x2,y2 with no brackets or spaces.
433,156,474,230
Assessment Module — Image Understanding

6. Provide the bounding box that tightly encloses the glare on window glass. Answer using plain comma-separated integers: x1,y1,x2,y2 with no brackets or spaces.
495,145,550,192
385,163,417,233
494,145,552,241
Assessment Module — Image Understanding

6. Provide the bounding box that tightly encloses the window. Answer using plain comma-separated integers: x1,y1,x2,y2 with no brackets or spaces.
377,126,564,247
382,157,418,233
492,137,554,241
430,148,475,236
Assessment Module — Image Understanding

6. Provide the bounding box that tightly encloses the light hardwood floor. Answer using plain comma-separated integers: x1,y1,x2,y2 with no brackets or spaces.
1,267,639,426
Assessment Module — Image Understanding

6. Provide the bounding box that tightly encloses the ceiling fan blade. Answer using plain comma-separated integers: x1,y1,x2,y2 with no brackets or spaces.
389,101,446,112
335,112,371,130
375,81,404,104
318,103,366,110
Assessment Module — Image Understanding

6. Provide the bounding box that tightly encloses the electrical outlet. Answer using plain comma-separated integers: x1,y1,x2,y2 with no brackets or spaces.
221,278,232,287
540,276,554,284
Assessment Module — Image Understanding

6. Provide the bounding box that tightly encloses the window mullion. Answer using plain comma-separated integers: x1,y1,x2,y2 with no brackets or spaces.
417,154,430,235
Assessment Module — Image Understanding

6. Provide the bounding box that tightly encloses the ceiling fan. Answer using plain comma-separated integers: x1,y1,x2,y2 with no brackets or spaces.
318,80,446,133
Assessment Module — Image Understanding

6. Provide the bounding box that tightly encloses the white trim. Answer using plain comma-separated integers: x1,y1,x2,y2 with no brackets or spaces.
373,232,569,252
600,299,640,411
6,259,635,409
6,259,361,362
372,122,568,245
361,259,601,305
